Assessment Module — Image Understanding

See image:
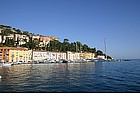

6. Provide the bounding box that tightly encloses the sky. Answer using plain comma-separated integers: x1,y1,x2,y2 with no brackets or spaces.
1,0,140,59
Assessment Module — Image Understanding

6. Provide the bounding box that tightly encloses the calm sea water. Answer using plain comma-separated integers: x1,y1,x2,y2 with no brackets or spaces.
0,60,140,93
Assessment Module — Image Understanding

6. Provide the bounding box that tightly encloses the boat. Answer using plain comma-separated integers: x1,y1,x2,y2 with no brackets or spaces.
96,38,108,62
90,58,98,62
49,59,56,63
62,60,68,63
1,62,12,67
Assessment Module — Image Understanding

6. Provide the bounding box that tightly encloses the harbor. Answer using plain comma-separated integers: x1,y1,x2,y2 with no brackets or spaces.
0,46,113,67
0,59,139,93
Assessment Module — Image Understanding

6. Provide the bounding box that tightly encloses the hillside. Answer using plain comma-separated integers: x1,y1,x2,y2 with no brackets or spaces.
0,24,112,59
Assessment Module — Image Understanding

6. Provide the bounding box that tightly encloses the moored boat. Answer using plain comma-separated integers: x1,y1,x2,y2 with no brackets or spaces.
1,62,12,67
62,60,68,63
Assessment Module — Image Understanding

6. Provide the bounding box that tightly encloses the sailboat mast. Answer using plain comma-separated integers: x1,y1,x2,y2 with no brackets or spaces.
104,38,107,60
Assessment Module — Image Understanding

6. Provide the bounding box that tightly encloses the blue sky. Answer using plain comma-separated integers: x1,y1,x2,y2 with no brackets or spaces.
1,0,140,59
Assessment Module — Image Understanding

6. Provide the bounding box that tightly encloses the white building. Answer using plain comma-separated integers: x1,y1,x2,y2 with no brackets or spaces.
15,34,29,42
32,35,40,40
33,51,51,61
32,51,67,61
97,55,105,59
67,51,81,61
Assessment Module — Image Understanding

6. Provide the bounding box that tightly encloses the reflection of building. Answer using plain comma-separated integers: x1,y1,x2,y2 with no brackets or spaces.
0,47,31,63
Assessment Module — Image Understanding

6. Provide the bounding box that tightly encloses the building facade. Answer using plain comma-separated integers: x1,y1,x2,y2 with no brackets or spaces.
82,52,95,59
67,51,81,61
97,55,105,59
32,51,67,61
33,51,51,61
0,47,31,63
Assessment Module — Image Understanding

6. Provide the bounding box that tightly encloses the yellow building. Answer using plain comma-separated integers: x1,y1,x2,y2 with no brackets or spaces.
82,52,95,59
0,47,32,63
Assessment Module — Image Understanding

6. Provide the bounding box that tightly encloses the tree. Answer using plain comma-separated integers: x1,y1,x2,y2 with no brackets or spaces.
89,47,96,53
96,50,104,55
69,43,76,52
82,44,89,52
16,29,22,34
16,37,19,46
107,55,112,59
4,38,15,46
25,37,37,50
63,38,69,43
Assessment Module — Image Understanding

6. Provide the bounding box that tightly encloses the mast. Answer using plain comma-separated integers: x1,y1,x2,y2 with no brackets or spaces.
104,38,107,60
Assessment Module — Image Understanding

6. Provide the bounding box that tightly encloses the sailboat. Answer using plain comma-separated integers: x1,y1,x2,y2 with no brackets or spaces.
96,38,108,62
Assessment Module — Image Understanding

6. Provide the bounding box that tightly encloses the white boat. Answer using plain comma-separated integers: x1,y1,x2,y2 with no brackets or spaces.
1,63,12,67
49,59,56,63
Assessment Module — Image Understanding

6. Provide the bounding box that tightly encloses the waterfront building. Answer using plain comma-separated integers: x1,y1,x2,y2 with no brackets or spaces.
45,52,67,61
67,51,95,61
0,47,12,62
50,52,57,61
83,52,95,59
32,51,67,62
0,47,31,63
0,47,97,63
55,52,67,61
67,51,81,61
97,55,105,60
33,50,51,61
9,48,31,63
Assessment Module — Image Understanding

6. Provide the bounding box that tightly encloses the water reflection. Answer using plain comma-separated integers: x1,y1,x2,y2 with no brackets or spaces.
0,63,96,92
0,60,140,92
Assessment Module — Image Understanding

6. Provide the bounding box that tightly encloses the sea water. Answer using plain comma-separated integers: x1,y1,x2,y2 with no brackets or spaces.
0,60,140,92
